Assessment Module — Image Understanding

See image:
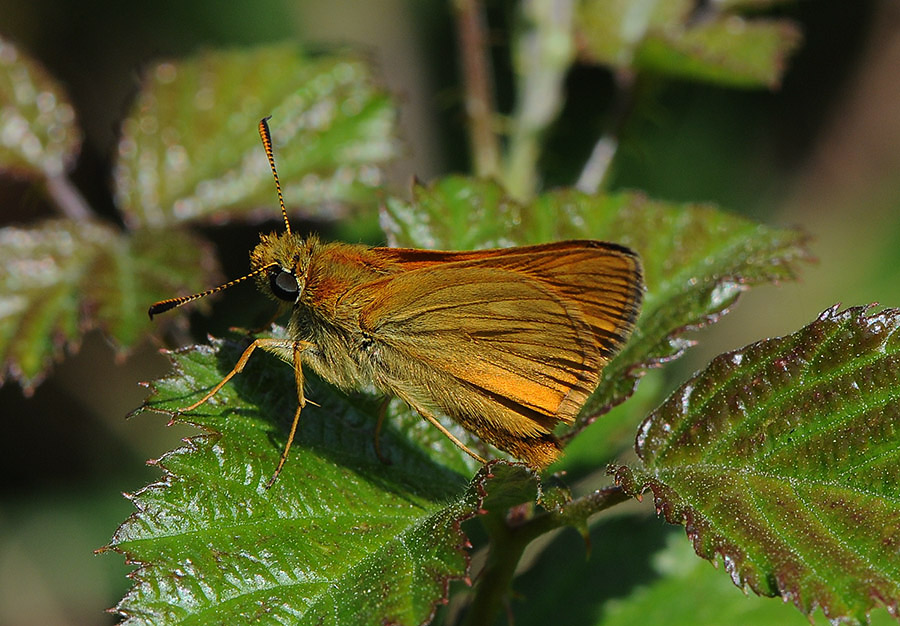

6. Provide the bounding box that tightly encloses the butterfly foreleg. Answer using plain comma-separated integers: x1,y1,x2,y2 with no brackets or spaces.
180,337,297,412
391,389,487,466
176,336,311,487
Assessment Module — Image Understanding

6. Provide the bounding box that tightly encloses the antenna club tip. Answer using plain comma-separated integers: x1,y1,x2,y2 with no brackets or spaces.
148,300,178,319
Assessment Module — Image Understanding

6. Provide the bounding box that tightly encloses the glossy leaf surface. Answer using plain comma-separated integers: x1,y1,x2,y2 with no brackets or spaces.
615,305,900,624
0,220,214,391
114,44,398,229
0,35,80,177
109,338,539,624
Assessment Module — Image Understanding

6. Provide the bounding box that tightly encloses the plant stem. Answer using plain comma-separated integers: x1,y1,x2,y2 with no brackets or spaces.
575,69,638,194
45,173,94,221
502,0,575,200
460,486,630,625
454,0,501,179
460,512,528,626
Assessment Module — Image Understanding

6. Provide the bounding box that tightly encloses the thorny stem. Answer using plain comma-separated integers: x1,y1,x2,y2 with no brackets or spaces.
45,173,94,221
454,0,501,179
460,486,630,626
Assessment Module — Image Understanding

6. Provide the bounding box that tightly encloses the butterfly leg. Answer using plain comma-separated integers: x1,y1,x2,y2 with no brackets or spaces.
180,337,294,412
392,390,487,465
264,339,313,488
176,337,311,487
373,397,392,465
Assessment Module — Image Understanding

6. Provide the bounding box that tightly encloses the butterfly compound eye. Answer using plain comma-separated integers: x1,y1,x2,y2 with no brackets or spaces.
270,269,300,301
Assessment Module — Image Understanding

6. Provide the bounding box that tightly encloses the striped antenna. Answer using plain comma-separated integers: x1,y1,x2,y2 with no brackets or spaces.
258,116,291,235
148,263,277,319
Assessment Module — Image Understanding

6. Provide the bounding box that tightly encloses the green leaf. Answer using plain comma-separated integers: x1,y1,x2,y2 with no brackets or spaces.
614,305,900,624
597,534,897,626
382,178,811,429
0,220,215,391
575,0,692,67
114,43,398,229
514,516,897,626
108,339,538,625
383,177,521,250
576,0,802,88
0,35,81,177
636,17,802,88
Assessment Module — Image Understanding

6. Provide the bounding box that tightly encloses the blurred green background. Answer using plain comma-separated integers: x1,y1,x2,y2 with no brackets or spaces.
1,1,898,624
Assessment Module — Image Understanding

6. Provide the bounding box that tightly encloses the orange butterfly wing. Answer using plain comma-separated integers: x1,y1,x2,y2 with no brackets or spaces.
344,241,643,465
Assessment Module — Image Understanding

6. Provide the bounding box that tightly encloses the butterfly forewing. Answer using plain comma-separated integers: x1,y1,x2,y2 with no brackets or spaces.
350,242,643,451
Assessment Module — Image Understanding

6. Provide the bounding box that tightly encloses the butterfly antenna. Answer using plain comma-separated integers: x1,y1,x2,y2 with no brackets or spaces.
258,116,291,235
148,263,277,319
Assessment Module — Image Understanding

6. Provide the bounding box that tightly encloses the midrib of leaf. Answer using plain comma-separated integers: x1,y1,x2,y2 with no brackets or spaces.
788,486,892,580
110,237,137,336
695,325,900,463
754,385,900,468
654,465,899,584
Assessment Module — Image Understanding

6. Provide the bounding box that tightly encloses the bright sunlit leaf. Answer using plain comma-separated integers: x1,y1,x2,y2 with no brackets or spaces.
0,35,81,178
114,44,399,229
0,220,215,392
108,339,539,624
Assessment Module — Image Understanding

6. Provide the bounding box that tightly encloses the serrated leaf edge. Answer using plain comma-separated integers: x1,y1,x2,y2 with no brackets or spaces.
103,343,530,625
611,304,900,624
